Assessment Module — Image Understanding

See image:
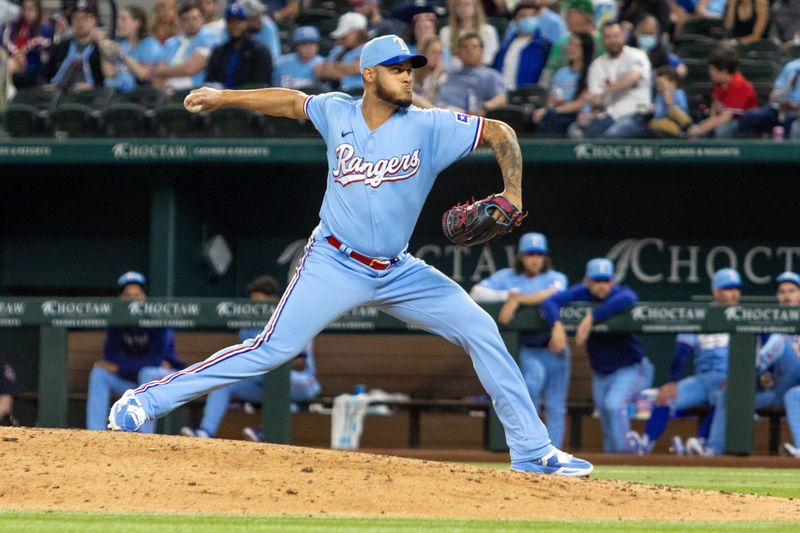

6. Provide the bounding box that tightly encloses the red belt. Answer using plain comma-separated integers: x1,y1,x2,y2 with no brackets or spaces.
325,236,399,271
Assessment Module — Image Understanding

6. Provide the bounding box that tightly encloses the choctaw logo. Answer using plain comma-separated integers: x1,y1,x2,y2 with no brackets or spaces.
724,306,800,322
216,301,277,317
128,301,201,316
41,300,112,316
631,305,707,321
0,301,25,315
332,143,421,188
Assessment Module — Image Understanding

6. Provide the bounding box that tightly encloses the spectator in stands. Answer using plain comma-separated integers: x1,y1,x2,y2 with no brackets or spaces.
151,0,216,92
98,5,163,93
205,3,271,89
435,32,507,114
199,0,225,41
349,0,401,38
0,360,18,427
440,0,499,68
315,12,369,93
533,31,593,136
180,275,320,440
723,0,769,46
687,47,757,138
626,269,740,456
732,56,800,138
150,0,179,44
86,271,185,433
273,25,323,89
618,0,671,37
542,258,653,454
502,0,566,46
768,0,800,46
631,15,687,79
412,34,447,106
672,271,800,457
0,0,20,31
493,1,552,89
540,0,602,86
2,0,53,93
407,10,437,53
41,0,104,91
571,21,652,138
648,65,693,135
240,0,281,64
267,0,307,23
693,0,728,18
470,232,570,448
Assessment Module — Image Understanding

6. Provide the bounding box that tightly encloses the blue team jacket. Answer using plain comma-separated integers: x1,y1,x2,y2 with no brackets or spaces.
103,327,185,382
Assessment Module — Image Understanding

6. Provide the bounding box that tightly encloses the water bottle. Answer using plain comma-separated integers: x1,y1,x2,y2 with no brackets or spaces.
773,125,785,141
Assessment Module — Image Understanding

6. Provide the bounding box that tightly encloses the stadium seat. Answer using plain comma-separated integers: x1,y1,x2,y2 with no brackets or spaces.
485,105,532,136
3,86,60,137
507,85,548,108
60,86,115,108
103,103,155,137
168,89,193,105
296,9,337,36
51,103,104,137
155,103,209,137
738,59,780,83
787,45,800,60
674,37,717,60
685,81,713,122
264,115,319,137
111,85,165,109
682,58,710,84
210,108,266,137
751,81,774,106
682,18,726,39
738,40,784,61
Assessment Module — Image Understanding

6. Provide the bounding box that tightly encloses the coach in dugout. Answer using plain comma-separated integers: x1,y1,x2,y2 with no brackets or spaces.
542,258,654,453
85,271,185,432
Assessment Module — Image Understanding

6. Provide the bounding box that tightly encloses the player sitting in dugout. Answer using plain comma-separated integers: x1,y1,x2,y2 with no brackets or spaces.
541,258,654,454
86,271,186,433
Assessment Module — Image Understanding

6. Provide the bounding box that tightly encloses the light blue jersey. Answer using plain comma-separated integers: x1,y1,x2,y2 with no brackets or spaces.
676,333,729,375
104,36,163,93
773,59,800,105
304,93,484,258
479,268,567,295
325,45,364,91
161,29,218,89
549,66,580,102
273,52,323,88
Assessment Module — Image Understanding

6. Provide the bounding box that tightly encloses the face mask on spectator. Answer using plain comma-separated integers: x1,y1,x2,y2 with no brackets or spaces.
637,34,658,50
518,16,539,36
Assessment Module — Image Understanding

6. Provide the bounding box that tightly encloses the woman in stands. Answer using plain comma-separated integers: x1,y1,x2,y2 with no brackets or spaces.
99,5,163,93
1,0,53,94
150,0,179,44
532,32,593,136
723,0,769,45
440,0,499,67
412,35,448,106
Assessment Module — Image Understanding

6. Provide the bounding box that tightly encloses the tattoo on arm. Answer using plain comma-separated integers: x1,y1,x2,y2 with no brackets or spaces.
482,118,523,206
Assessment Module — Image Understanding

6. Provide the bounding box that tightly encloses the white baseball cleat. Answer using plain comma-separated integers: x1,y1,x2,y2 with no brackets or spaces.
686,436,716,456
511,448,593,477
180,427,211,438
108,389,147,431
669,435,686,456
625,430,653,455
781,442,800,458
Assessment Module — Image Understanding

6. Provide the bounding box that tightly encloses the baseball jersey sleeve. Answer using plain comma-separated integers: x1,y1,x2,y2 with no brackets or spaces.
587,58,604,96
303,92,351,139
429,108,485,175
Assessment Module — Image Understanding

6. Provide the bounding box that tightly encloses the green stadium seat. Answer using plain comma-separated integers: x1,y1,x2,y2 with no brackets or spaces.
682,18,726,39
155,103,209,137
682,58,710,84
51,103,104,137
3,86,60,137
263,115,319,137
60,86,115,108
507,85,548,108
738,39,783,61
296,9,338,36
751,81,774,106
485,105,532,136
103,103,154,137
674,36,717,60
111,85,165,109
787,45,800,60
738,59,780,83
210,108,266,137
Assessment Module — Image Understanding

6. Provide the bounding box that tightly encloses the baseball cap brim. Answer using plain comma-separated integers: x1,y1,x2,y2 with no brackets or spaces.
520,246,547,254
715,281,741,289
378,53,428,69
589,275,613,281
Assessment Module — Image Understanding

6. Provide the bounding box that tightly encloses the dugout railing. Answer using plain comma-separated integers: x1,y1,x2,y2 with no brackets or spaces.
1,296,793,455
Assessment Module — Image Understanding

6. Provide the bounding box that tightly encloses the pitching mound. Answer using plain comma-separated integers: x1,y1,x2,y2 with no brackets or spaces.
0,427,796,521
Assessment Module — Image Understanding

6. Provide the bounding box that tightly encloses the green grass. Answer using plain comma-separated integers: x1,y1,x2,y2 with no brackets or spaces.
0,512,798,533
3,466,800,531
475,464,800,499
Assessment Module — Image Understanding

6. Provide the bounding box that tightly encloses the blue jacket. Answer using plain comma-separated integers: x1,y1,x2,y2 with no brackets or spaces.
541,283,645,375
103,327,184,382
492,31,551,88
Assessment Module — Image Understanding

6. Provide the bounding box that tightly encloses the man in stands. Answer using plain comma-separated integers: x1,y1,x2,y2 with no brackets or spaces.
41,0,104,91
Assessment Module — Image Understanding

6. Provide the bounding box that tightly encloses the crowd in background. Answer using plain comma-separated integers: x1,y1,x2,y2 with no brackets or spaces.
1,0,800,138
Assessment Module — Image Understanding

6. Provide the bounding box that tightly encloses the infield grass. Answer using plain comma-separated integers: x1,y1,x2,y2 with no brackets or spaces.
0,512,799,532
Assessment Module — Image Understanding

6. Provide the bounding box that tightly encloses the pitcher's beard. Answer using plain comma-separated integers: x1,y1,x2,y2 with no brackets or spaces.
376,82,412,109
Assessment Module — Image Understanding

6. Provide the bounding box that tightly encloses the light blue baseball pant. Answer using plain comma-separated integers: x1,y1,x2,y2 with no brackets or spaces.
132,228,554,462
592,358,654,453
785,386,800,446
707,353,800,454
199,373,322,436
519,346,570,448
87,365,172,433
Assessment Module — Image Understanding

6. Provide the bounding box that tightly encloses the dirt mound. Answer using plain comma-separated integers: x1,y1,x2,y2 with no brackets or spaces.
0,427,796,521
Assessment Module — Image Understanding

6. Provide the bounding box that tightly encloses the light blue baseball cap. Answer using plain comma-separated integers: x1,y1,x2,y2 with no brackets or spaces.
776,271,800,288
117,271,146,290
712,268,741,290
360,34,427,72
518,232,548,254
586,258,614,281
292,25,320,44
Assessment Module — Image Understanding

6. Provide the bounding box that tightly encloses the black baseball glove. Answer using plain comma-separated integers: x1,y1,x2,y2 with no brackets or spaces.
442,194,527,247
